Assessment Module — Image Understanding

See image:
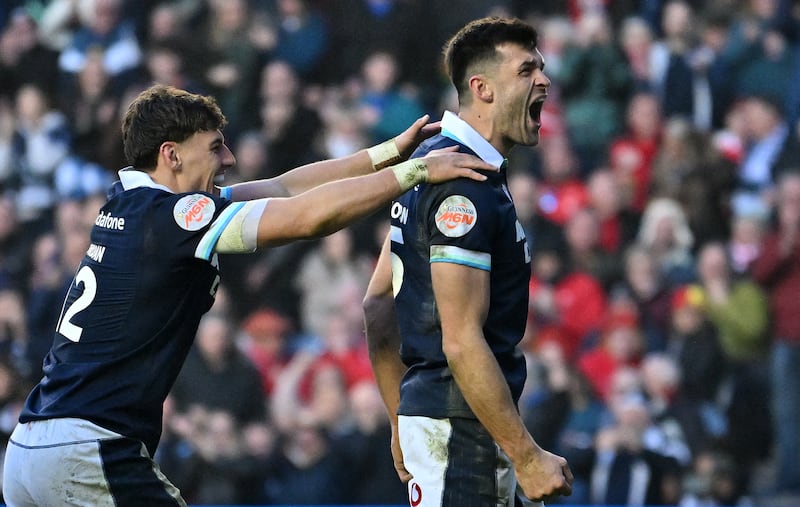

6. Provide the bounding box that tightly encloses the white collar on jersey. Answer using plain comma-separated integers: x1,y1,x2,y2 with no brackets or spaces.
440,110,505,169
118,166,175,193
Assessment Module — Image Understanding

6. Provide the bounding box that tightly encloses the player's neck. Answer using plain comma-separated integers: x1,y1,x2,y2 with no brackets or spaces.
457,108,508,157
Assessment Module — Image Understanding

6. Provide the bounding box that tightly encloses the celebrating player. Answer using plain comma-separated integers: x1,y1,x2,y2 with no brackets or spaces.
1,84,495,507
363,17,573,506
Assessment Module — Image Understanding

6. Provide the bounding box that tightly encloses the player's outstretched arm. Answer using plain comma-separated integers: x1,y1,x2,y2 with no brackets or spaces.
431,261,574,503
253,151,495,247
219,115,440,200
363,234,411,483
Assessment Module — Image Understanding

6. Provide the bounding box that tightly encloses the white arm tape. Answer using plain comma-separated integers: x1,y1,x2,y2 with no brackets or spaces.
215,199,268,253
391,159,428,192
367,139,402,171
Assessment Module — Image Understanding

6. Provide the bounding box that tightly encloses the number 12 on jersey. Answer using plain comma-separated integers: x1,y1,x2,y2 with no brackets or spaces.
56,266,98,342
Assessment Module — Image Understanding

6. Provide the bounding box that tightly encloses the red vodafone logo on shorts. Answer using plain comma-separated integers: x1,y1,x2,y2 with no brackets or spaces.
409,481,422,506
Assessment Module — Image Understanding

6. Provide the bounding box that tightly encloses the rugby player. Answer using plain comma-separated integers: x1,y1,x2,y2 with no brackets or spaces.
2,84,495,506
363,17,573,506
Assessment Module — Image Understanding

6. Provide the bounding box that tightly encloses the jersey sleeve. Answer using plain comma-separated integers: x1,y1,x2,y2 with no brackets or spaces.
422,179,498,272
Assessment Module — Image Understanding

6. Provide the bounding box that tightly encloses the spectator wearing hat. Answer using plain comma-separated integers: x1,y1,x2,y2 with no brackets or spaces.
665,283,727,411
666,282,771,479
664,284,734,460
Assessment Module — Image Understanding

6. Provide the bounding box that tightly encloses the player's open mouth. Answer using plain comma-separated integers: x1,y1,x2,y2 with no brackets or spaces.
529,96,546,126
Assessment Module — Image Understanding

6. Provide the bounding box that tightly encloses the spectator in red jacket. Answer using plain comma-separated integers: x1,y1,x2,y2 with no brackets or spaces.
577,306,644,401
609,91,662,213
529,235,607,362
749,170,800,496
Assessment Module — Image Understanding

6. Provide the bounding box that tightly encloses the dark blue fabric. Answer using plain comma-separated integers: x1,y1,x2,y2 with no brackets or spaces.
441,418,502,506
20,184,231,455
393,135,529,419
100,437,183,506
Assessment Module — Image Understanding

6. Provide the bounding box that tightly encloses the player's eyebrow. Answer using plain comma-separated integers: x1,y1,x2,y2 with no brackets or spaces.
519,55,545,73
209,135,224,150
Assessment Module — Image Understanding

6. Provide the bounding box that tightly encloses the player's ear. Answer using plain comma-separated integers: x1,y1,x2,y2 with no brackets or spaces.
159,141,181,170
468,74,493,103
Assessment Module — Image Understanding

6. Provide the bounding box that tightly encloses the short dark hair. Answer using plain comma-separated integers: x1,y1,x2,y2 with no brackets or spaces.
121,85,227,170
443,17,539,101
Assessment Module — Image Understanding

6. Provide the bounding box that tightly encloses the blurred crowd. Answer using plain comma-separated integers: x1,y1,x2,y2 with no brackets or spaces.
1,0,800,505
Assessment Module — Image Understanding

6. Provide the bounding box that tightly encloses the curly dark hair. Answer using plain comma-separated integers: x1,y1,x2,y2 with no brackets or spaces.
121,85,227,170
443,17,539,102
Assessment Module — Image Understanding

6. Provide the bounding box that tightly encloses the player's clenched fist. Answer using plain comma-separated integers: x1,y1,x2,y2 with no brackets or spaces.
514,448,574,502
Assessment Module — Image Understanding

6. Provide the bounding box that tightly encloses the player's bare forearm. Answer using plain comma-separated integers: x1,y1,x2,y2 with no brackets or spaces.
364,237,412,482
442,313,538,462
256,168,404,247
275,114,441,195
255,153,494,247
275,150,375,196
432,263,535,458
219,150,372,200
220,115,441,200
363,237,406,421
364,298,406,422
432,262,573,500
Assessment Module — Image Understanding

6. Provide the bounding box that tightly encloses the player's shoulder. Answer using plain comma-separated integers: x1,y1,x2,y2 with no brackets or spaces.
415,136,487,190
412,134,477,161
167,191,228,232
413,134,462,157
120,190,224,234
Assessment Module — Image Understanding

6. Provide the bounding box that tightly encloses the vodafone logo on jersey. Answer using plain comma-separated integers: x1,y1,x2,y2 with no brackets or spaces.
435,195,477,238
409,482,422,506
174,194,215,231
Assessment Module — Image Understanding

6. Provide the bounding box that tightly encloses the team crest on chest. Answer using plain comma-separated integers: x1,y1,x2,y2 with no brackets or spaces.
435,195,477,238
174,194,215,231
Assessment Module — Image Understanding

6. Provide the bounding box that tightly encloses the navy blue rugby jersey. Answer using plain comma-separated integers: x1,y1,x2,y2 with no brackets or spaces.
20,169,245,455
392,114,531,419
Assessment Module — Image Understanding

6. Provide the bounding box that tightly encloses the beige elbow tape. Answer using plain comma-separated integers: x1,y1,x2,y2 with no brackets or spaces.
216,199,267,253
391,159,428,192
367,139,402,171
